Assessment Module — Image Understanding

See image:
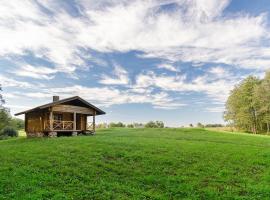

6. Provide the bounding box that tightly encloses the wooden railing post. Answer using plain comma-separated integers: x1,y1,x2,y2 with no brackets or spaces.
93,111,96,132
73,112,76,131
49,110,53,131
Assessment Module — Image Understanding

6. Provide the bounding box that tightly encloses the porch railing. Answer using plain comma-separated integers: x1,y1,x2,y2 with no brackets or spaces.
87,122,93,130
45,120,94,131
45,120,74,131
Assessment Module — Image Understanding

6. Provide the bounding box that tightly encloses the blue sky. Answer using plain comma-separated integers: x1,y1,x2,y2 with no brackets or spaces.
0,0,269,127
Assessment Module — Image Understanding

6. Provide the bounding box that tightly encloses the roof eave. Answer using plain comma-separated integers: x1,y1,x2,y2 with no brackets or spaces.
14,96,106,116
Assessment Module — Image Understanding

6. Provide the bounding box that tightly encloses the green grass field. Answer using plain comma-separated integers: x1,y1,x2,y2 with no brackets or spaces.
1,128,270,199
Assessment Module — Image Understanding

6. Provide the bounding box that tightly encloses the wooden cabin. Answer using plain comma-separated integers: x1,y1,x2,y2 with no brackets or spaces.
15,96,105,137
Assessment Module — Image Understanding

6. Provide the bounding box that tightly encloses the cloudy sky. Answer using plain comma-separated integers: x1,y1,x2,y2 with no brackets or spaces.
0,0,269,126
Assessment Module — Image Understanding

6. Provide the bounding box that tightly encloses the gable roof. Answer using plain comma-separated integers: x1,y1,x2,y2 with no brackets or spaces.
15,96,106,116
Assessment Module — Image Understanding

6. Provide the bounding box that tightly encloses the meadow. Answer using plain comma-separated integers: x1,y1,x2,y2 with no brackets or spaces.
1,128,270,199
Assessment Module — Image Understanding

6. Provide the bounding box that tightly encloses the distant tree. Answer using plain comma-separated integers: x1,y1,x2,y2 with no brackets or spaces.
145,121,164,128
145,121,156,128
197,122,204,128
156,121,164,128
109,122,125,128
189,124,193,127
127,124,134,128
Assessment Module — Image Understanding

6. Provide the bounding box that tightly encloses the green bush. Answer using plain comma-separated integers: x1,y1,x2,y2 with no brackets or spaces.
1,127,18,137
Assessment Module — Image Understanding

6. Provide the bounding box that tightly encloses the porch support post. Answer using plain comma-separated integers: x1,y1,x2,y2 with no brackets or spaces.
93,111,96,132
73,112,76,131
49,110,53,131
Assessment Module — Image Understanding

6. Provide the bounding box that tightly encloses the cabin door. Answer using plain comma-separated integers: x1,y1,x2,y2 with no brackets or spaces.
76,114,81,130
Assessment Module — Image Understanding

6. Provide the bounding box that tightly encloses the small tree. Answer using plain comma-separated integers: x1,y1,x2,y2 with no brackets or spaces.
0,84,5,109
189,124,193,127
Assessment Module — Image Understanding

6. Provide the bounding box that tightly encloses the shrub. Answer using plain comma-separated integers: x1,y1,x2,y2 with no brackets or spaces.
1,127,18,137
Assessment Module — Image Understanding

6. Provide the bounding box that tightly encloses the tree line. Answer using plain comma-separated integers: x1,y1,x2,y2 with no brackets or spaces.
224,71,270,134
97,121,165,128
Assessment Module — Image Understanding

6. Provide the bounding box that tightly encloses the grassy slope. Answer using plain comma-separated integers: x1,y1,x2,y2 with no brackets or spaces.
1,128,270,199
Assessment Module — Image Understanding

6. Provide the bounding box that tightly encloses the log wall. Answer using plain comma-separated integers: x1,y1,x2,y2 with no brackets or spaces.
26,111,44,133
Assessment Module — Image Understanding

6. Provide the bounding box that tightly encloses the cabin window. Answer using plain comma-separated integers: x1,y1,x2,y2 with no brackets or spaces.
53,114,63,121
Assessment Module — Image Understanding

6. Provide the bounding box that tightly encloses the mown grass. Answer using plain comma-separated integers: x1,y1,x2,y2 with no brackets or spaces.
18,130,26,137
1,128,270,199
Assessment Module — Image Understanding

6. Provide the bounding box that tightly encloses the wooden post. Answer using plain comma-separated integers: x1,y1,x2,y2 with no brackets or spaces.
93,111,96,132
73,112,76,131
49,110,53,131
25,114,28,133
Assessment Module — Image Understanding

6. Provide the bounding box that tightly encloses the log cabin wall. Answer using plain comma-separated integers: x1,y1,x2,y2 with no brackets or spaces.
26,111,44,133
81,114,87,131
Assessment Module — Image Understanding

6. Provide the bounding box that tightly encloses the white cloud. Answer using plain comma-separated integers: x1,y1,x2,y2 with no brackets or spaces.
135,71,235,103
157,63,179,72
208,66,231,79
0,0,269,74
205,106,225,113
5,104,31,110
209,66,226,75
12,65,58,79
9,84,185,110
0,0,270,114
0,75,33,88
99,64,129,85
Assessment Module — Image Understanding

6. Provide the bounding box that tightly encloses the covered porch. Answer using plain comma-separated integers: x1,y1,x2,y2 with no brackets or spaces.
45,104,96,134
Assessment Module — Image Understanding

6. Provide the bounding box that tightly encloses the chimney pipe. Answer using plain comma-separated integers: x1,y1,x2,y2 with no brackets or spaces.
53,96,60,102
